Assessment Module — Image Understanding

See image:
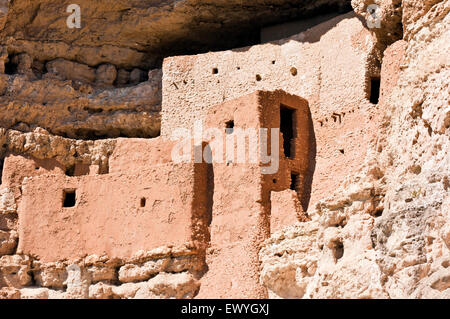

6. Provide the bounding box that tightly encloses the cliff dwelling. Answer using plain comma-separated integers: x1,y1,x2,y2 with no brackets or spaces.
0,0,449,300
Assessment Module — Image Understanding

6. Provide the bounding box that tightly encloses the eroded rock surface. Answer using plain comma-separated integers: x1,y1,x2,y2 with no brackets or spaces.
1,0,351,69
260,0,449,298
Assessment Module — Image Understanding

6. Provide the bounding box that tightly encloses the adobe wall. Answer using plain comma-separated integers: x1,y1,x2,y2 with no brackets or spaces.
196,93,266,298
161,12,382,210
17,161,209,262
108,137,177,174
1,154,65,199
196,90,312,298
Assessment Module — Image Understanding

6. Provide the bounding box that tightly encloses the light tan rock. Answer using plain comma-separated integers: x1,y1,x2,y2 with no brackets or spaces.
87,265,117,283
0,188,16,214
112,282,145,299
351,0,403,45
0,255,31,288
134,272,199,299
118,258,170,283
0,229,17,256
64,264,91,299
20,287,49,299
260,222,321,298
89,282,115,299
0,287,20,299
34,263,67,289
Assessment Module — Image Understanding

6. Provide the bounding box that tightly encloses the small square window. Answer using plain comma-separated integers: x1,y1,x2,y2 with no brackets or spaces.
225,120,234,134
63,190,76,208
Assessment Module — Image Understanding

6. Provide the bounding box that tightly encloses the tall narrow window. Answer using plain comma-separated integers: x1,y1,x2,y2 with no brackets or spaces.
280,105,296,158
370,77,381,104
0,157,4,185
290,172,299,192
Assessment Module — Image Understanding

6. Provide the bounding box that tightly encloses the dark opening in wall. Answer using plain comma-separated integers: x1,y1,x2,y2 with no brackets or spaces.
140,197,146,207
280,105,296,158
4,57,18,75
99,164,109,175
374,208,383,217
63,190,76,208
65,165,75,177
290,172,299,192
205,144,214,228
225,120,234,134
369,77,381,104
290,67,298,76
212,68,219,74
332,240,344,262
0,157,4,185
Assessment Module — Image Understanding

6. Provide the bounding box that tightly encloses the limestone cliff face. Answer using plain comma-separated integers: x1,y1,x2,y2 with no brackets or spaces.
1,0,351,69
260,0,449,299
0,0,350,138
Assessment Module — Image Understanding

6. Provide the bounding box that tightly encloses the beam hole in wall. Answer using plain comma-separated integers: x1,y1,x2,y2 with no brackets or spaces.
290,67,298,76
374,208,383,217
83,107,104,114
212,68,218,74
280,105,296,159
225,120,234,134
256,74,262,81
290,172,299,192
339,149,345,155
140,197,146,208
273,179,277,184
63,189,76,208
369,77,381,104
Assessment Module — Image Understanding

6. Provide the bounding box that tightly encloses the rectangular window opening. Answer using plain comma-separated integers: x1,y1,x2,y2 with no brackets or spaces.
280,105,296,158
369,77,381,104
63,189,76,208
0,157,4,185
